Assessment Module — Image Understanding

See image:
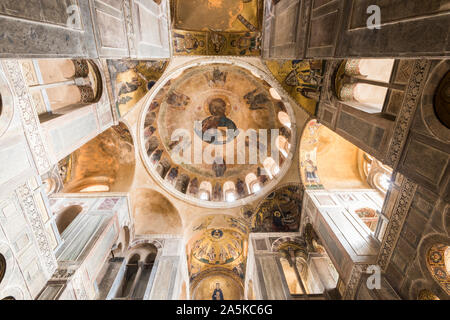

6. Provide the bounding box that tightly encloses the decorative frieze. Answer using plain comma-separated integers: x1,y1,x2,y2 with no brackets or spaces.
343,264,367,300
2,60,51,174
15,184,57,277
386,60,431,168
377,178,417,270
123,0,137,57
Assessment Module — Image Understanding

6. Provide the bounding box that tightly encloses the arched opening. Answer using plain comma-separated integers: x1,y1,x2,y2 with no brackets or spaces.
27,59,102,123
55,205,83,235
79,185,110,193
300,120,392,240
115,254,141,299
263,157,280,179
245,173,260,194
60,122,136,193
269,88,281,100
336,59,395,114
1,296,15,300
0,253,6,285
278,111,291,128
199,181,212,201
345,59,395,82
223,181,236,202
112,242,158,300
276,135,290,158
361,151,393,195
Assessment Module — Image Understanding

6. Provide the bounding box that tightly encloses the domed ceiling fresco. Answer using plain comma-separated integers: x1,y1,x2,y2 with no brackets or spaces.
171,0,263,56
140,62,295,207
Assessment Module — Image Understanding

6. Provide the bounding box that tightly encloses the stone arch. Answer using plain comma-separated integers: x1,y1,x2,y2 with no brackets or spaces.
278,111,291,128
112,242,159,300
61,122,136,193
334,59,395,114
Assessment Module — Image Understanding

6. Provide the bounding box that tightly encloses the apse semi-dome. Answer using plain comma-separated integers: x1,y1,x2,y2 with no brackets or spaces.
139,59,296,208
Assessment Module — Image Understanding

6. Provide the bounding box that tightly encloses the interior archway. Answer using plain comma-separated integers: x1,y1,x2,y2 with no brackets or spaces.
60,122,136,193
55,205,83,235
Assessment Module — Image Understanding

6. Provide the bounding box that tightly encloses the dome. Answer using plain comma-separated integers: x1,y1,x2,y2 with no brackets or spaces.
140,60,296,208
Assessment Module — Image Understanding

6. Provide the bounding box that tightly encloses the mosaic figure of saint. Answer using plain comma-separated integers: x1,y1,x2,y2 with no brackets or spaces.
302,154,320,183
212,283,224,300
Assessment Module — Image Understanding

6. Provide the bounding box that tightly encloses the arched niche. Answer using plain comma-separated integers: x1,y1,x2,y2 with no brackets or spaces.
299,120,374,190
61,122,136,193
55,205,83,235
191,269,244,300
130,188,182,235
114,243,158,300
335,59,395,114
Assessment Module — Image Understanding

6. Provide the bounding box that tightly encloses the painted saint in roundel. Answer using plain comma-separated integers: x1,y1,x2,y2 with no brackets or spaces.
211,229,224,239
212,283,224,300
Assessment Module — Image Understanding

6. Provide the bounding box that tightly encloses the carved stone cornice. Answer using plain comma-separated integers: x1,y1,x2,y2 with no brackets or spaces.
123,0,136,57
16,184,57,276
377,177,418,270
2,60,51,174
386,60,431,168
